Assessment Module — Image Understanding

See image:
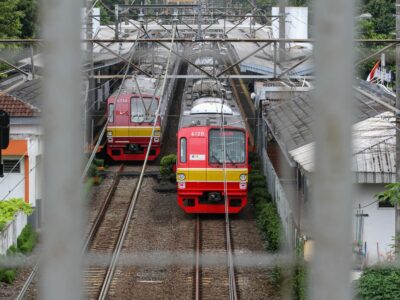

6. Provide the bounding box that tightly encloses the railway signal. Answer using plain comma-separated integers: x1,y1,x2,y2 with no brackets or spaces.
0,109,10,177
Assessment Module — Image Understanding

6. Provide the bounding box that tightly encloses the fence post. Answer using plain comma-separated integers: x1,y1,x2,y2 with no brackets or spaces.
310,0,354,298
41,0,83,299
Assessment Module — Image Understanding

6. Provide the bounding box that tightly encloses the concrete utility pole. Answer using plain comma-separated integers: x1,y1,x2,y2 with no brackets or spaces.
197,1,203,39
395,0,400,258
87,0,95,146
278,0,286,62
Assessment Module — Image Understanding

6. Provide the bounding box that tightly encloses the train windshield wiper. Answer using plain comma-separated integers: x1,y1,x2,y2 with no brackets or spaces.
211,154,222,164
225,152,237,166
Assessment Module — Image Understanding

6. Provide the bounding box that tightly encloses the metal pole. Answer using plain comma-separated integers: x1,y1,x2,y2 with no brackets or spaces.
87,0,95,149
279,0,286,62
395,0,400,258
310,0,354,299
197,2,202,39
41,0,83,299
115,4,119,40
30,45,35,79
273,41,277,78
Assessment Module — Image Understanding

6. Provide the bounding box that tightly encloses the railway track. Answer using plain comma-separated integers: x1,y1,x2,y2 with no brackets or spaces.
194,215,239,300
84,166,139,300
15,165,125,300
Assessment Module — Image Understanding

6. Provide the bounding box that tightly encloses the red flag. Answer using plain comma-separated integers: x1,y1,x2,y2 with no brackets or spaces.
366,60,380,82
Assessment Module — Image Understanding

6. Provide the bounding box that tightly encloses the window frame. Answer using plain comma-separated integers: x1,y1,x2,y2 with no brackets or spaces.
108,103,114,123
3,159,21,174
130,96,158,123
208,128,246,164
180,138,187,163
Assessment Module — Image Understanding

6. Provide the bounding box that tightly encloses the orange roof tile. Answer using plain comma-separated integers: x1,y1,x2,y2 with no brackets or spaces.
0,94,40,117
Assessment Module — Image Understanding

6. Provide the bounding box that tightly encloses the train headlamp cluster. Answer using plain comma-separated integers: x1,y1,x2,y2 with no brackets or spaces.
240,174,247,181
154,130,161,137
178,173,186,181
107,131,113,137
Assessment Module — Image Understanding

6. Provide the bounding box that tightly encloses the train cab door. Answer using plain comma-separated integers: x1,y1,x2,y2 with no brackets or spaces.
187,133,207,188
116,96,130,134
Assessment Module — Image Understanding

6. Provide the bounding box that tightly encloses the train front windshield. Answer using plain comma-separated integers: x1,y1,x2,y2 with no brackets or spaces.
131,97,158,123
209,129,245,164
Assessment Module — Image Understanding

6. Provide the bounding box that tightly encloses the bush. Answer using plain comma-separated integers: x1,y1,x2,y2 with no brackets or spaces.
357,266,400,300
93,158,104,167
293,264,307,300
250,160,261,170
251,180,267,190
248,151,259,163
160,154,177,177
87,164,98,178
0,268,16,284
0,199,33,232
6,245,18,255
17,224,38,254
256,201,282,252
249,173,265,185
251,188,271,202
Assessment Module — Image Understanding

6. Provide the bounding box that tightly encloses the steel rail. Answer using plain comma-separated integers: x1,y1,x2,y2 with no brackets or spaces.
15,263,39,300
82,164,124,253
195,215,201,300
16,165,124,300
97,23,178,300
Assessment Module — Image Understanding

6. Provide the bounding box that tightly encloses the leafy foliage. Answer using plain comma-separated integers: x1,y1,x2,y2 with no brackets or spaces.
248,153,282,252
0,268,16,284
17,224,38,254
88,163,99,178
0,224,38,284
375,183,400,206
0,0,23,39
0,198,33,232
17,0,38,38
357,267,400,300
160,154,177,177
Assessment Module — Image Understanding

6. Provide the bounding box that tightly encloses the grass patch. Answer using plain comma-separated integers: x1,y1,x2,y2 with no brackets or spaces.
0,224,38,284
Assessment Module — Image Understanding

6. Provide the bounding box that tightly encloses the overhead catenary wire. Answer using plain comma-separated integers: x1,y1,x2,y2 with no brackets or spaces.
81,29,142,180
97,21,178,300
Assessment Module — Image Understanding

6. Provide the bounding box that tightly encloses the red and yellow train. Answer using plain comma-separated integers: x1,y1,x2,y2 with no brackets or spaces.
176,43,249,214
106,38,181,161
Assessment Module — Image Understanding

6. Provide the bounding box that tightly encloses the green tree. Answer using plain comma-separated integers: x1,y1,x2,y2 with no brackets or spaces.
17,0,38,38
376,183,400,207
362,0,395,36
0,0,23,39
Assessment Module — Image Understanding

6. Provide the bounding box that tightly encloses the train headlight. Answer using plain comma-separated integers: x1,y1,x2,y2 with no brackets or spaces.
177,173,186,181
240,174,247,181
153,137,160,143
154,130,161,137
107,131,113,137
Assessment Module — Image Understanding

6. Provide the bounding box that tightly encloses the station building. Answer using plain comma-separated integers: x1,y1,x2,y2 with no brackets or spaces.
0,79,43,228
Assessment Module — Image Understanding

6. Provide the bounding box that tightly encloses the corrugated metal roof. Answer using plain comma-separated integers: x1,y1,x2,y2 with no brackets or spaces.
263,82,392,153
288,112,396,183
224,19,314,76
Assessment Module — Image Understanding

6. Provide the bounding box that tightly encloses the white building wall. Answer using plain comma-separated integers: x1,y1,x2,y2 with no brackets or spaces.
353,184,395,264
0,123,43,206
0,211,27,254
0,156,25,201
271,7,311,49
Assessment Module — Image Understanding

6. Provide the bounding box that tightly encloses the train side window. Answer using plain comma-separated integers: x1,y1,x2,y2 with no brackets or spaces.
180,138,187,163
108,103,114,122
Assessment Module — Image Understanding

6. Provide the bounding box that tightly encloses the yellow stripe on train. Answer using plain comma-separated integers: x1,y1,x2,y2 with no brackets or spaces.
107,126,161,137
176,168,248,182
